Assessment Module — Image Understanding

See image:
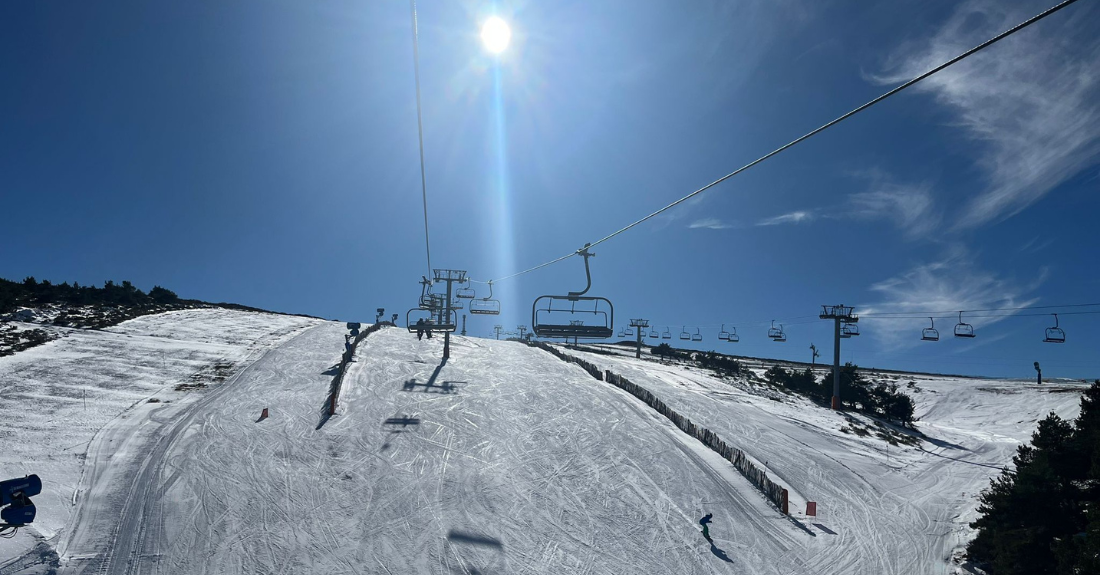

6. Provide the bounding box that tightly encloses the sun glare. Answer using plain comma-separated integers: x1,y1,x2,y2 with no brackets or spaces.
480,17,511,54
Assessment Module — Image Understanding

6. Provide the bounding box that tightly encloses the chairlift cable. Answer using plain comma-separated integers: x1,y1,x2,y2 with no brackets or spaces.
470,0,1083,286
410,0,433,278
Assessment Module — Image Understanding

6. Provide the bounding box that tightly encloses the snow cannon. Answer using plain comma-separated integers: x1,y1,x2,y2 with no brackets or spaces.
1,501,35,525
0,474,41,526
0,475,41,507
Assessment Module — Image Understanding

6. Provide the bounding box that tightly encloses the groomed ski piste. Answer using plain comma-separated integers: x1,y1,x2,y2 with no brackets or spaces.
0,309,1088,574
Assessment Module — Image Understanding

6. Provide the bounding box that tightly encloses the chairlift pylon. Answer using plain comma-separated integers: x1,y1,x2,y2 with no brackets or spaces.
1043,313,1066,343
531,245,614,340
921,317,939,341
954,311,975,338
679,326,691,340
718,324,730,341
691,327,703,342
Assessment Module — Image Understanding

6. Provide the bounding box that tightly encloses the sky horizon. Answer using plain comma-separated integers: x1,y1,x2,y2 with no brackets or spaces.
3,0,1099,379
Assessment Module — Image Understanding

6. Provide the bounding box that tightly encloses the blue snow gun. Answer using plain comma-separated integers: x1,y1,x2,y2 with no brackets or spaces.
1,474,41,526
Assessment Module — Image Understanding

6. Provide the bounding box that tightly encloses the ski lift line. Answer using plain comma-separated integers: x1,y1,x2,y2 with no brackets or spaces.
467,0,1083,287
410,0,432,278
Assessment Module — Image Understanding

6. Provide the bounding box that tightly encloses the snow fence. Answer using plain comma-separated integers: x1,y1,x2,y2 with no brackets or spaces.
530,341,789,515
326,322,389,416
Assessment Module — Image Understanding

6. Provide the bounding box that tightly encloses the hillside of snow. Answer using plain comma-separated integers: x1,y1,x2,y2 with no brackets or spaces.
0,309,322,571
0,316,1088,574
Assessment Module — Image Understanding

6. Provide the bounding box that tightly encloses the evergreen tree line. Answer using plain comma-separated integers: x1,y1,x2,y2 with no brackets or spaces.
651,343,746,377
764,363,916,425
0,276,180,313
967,381,1100,574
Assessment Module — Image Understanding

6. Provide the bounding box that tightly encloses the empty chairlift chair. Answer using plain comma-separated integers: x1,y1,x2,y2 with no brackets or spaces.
768,320,783,340
1044,314,1066,343
771,323,787,343
649,327,659,338
456,279,476,299
954,311,975,338
727,327,739,343
679,326,691,340
469,281,501,316
531,245,614,340
841,322,860,337
921,317,939,341
718,325,730,341
625,326,635,337
692,328,703,342
662,327,672,340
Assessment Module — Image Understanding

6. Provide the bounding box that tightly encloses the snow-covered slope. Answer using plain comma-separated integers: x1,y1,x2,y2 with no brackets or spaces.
2,320,1085,574
562,344,1087,574
81,328,812,574
0,309,322,571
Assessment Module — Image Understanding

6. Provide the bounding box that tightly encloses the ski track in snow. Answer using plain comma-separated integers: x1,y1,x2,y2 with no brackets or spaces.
0,317,1087,574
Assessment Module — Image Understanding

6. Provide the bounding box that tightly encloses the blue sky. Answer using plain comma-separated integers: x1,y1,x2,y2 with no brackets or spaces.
3,0,1099,378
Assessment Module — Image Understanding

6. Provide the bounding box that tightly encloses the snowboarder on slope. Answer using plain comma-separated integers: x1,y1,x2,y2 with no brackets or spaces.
700,513,713,542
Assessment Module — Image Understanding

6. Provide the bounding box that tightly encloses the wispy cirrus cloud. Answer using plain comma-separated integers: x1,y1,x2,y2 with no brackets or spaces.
873,0,1100,228
860,245,1045,349
756,210,816,226
688,218,733,230
847,171,940,239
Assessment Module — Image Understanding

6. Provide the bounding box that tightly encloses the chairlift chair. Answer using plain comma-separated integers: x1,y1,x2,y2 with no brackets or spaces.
649,327,659,338
727,327,739,343
718,324,730,341
954,311,976,338
1044,314,1066,343
841,322,860,337
531,245,614,340
406,307,458,334
625,326,635,337
679,326,691,340
469,281,501,315
691,328,703,342
456,279,476,299
662,327,672,339
618,328,626,338
921,317,939,341
767,320,783,339
772,324,787,342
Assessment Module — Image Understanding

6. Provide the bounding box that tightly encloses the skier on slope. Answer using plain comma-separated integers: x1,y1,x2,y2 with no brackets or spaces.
700,513,713,542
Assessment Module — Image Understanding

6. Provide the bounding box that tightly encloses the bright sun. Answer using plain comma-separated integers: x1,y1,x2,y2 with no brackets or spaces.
480,17,511,54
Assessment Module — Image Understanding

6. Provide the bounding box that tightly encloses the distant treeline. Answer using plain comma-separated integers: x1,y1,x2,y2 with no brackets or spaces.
1,276,319,319
967,381,1100,574
0,276,184,313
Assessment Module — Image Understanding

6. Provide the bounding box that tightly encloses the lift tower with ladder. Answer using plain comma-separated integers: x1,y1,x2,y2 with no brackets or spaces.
820,304,858,410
